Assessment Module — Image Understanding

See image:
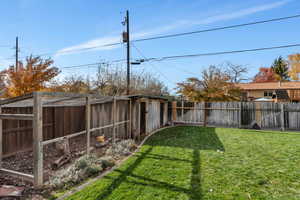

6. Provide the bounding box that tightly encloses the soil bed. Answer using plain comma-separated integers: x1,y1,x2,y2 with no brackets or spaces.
0,135,119,199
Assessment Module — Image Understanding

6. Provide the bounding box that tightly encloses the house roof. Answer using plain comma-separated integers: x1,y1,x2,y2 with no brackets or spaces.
236,82,300,90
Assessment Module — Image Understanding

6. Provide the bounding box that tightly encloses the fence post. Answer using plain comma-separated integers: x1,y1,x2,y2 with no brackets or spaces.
0,106,2,168
172,101,177,125
128,99,132,139
239,102,242,128
194,102,196,123
181,100,184,123
85,95,91,154
137,100,141,141
203,102,207,127
164,102,168,125
281,103,285,131
33,92,43,187
112,96,116,145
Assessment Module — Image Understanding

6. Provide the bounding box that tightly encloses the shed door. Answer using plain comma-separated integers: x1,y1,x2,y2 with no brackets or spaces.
140,102,146,135
160,103,164,126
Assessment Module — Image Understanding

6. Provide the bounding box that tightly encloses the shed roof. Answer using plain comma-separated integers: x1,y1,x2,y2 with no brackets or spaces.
127,95,169,100
2,96,128,108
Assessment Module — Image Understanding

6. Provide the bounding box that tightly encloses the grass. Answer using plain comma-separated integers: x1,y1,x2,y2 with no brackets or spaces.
65,126,300,200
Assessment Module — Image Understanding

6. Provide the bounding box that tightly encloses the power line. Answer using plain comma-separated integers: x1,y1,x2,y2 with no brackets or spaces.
131,43,176,85
146,43,300,61
4,42,300,71
0,58,127,72
57,42,300,71
160,60,199,76
59,58,126,69
1,13,299,61
133,14,300,42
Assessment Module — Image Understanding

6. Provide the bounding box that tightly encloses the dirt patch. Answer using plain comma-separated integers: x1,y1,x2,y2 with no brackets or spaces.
0,135,135,199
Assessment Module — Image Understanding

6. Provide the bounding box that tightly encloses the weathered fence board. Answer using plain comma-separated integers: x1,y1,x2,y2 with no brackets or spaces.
173,101,300,131
147,101,161,133
1,99,131,157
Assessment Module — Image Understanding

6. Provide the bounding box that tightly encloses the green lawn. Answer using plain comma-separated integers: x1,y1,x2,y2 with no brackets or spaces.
65,126,300,200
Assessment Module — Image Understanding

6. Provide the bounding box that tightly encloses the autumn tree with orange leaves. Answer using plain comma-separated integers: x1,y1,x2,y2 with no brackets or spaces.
2,56,60,97
177,65,242,102
252,67,278,83
288,54,300,80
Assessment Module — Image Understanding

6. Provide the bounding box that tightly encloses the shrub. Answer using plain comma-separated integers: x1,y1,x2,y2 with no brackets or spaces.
75,158,88,170
48,140,136,190
49,155,103,189
99,156,115,169
106,139,136,158
85,164,102,177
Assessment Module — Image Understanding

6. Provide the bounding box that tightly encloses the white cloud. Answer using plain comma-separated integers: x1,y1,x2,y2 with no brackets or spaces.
159,0,291,30
188,0,292,26
55,0,291,57
55,36,122,56
55,28,173,56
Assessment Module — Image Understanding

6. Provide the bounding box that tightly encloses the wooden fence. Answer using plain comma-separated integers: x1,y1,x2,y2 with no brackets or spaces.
0,92,132,187
3,95,300,188
0,92,169,188
172,101,300,131
1,98,130,157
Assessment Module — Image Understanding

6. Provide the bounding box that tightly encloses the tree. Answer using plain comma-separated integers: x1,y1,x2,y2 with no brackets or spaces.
50,63,169,96
271,56,289,81
177,65,241,102
51,75,91,93
93,64,127,95
0,71,6,96
253,67,277,83
288,54,300,80
92,64,168,96
224,62,248,83
2,56,60,97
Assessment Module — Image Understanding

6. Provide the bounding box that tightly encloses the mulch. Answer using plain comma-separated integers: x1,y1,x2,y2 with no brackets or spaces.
0,135,111,199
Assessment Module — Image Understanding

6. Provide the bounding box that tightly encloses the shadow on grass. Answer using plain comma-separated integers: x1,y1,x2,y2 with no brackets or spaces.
94,126,224,200
249,130,300,136
95,147,153,200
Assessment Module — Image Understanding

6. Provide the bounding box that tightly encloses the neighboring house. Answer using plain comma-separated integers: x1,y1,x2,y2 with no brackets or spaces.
236,81,300,102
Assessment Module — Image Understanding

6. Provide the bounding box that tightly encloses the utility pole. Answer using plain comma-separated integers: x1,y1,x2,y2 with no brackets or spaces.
15,36,19,72
123,10,130,95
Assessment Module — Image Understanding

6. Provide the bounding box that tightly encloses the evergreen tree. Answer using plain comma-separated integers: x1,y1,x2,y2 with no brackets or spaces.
271,56,289,81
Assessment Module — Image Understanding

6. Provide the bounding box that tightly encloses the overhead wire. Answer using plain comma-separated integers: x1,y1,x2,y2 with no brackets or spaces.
45,42,300,72
146,43,300,62
133,14,300,42
1,13,300,61
0,13,299,73
1,42,300,71
131,42,176,85
160,60,200,76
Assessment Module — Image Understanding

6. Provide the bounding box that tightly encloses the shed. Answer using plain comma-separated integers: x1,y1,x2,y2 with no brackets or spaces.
128,95,169,140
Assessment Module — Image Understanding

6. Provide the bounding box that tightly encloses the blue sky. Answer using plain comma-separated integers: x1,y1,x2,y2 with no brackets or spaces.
0,0,300,93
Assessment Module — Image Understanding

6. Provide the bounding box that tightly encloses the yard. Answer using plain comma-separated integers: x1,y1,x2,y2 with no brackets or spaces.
65,126,300,200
